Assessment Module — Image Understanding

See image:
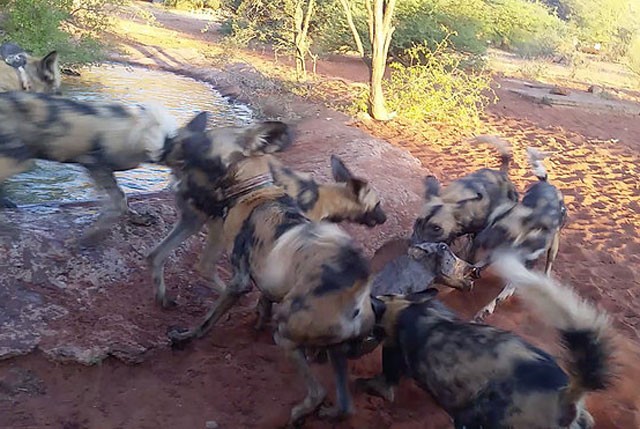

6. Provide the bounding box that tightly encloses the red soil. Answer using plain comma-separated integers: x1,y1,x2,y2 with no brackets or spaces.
1,6,639,429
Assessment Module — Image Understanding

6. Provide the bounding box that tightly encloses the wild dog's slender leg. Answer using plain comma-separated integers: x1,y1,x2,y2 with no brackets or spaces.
473,260,534,321
473,282,516,322
195,218,227,292
544,230,561,275
357,345,403,402
318,347,354,420
274,334,326,427
80,167,130,245
147,197,206,308
168,261,251,343
254,295,273,331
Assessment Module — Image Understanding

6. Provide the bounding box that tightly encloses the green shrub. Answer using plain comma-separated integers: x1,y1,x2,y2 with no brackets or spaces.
381,39,495,129
486,0,566,57
626,35,640,77
2,0,124,66
163,0,221,11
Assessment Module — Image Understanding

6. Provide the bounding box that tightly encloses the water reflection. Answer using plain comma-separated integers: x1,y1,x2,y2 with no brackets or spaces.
3,63,254,205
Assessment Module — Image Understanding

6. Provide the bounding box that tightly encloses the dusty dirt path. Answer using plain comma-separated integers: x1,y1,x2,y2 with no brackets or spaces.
1,3,639,428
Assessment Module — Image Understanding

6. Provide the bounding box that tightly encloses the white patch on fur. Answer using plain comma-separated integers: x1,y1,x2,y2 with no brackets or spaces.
527,146,548,180
135,102,179,162
470,134,512,156
491,252,609,336
262,223,351,291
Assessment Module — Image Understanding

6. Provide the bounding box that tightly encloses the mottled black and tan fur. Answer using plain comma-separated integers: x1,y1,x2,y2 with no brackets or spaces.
471,147,567,320
360,253,613,429
155,112,376,425
149,126,386,295
411,135,519,249
0,91,178,243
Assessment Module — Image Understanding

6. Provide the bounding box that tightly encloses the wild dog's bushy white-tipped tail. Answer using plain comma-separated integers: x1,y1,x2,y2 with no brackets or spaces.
492,252,614,397
470,135,512,172
137,102,179,162
526,147,549,181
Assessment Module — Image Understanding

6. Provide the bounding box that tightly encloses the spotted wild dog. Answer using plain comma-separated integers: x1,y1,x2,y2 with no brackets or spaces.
157,112,377,425
148,145,387,296
360,252,613,429
411,135,519,255
471,147,567,320
0,45,60,94
0,91,177,244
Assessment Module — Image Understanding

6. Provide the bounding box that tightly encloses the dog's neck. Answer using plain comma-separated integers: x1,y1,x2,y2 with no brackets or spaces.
222,172,276,207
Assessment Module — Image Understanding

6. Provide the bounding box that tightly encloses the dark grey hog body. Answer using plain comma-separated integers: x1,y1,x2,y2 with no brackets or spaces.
371,254,437,296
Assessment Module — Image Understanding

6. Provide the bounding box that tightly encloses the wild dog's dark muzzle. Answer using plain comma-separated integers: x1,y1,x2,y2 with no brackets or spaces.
360,203,387,227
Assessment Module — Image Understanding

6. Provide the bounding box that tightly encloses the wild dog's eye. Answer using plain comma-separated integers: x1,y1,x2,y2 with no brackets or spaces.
431,225,442,232
352,309,360,319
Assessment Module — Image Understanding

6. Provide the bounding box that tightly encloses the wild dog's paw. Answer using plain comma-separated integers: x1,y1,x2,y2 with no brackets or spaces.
356,376,395,402
128,210,157,226
317,403,354,421
155,291,177,309
167,326,194,349
0,197,17,209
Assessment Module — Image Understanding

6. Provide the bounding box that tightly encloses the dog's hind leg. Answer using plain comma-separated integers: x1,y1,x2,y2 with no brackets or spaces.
169,261,251,344
195,218,227,292
147,198,206,308
544,231,560,275
275,335,326,427
254,295,273,331
79,167,130,246
318,347,354,420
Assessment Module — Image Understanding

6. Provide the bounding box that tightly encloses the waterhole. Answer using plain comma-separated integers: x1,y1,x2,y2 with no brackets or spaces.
3,63,254,206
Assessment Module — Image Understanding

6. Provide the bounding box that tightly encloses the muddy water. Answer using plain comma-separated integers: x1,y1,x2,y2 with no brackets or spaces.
3,63,253,206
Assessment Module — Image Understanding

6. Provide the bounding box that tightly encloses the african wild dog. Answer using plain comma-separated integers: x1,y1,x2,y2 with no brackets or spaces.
0,46,60,94
411,135,519,254
148,143,386,297
471,147,567,320
360,253,613,429
0,91,177,243
158,112,376,425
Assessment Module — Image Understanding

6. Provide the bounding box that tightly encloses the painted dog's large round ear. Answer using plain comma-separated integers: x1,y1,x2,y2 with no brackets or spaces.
456,192,483,206
424,175,440,199
331,155,355,183
186,111,209,133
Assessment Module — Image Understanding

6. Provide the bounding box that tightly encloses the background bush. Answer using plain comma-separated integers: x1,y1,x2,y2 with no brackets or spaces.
383,38,494,129
1,0,124,66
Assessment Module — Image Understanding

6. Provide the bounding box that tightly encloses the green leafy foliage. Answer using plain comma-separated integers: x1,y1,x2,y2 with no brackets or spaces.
2,0,125,66
382,38,495,129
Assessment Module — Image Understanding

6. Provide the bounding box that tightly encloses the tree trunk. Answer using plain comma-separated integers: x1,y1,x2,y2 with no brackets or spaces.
293,0,316,81
365,0,396,120
338,0,365,58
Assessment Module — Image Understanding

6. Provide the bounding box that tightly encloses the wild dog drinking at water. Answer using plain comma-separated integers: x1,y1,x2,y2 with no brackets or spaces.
0,91,177,244
360,253,613,429
471,147,567,320
149,134,387,297
0,44,60,94
157,112,376,425
411,135,519,253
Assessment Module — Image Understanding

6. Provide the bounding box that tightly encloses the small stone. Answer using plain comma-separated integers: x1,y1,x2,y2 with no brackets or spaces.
587,85,603,95
550,86,570,96
205,421,219,429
